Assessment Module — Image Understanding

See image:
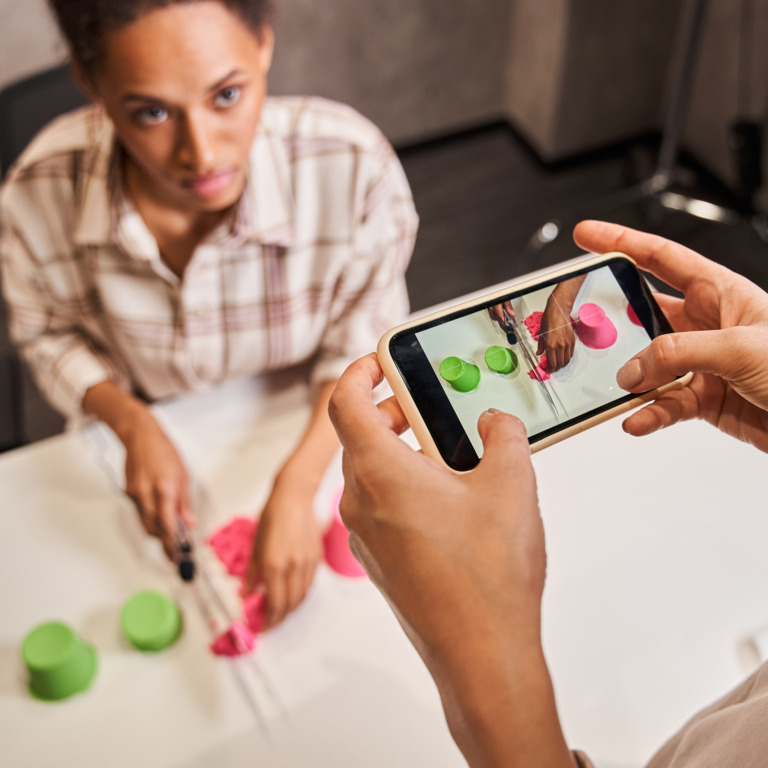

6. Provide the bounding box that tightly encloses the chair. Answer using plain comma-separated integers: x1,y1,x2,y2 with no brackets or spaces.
0,64,87,450
0,64,88,177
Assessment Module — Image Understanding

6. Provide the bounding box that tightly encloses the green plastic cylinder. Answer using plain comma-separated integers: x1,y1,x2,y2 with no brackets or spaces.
485,345,519,374
22,621,98,701
439,356,481,392
121,590,182,652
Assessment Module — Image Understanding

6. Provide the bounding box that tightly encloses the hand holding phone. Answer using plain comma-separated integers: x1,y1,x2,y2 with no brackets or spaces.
378,253,692,471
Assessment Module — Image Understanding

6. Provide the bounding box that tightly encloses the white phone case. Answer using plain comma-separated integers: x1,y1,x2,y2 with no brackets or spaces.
377,252,692,469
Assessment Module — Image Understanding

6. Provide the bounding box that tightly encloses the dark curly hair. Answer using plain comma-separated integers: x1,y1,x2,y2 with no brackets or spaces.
48,0,275,74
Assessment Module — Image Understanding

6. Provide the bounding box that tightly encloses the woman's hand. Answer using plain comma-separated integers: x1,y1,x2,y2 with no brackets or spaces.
123,416,195,559
537,296,576,372
244,476,322,630
537,274,586,372
242,380,338,629
574,220,768,451
83,380,194,559
488,300,515,330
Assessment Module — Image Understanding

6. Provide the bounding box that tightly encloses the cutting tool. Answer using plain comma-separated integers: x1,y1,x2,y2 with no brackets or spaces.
501,306,563,419
177,494,288,734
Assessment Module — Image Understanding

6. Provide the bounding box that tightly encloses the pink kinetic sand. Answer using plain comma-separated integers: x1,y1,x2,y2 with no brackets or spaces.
627,304,642,326
209,621,256,657
242,592,266,633
575,303,617,349
527,354,551,381
206,517,263,657
323,486,367,579
523,311,543,341
206,517,257,579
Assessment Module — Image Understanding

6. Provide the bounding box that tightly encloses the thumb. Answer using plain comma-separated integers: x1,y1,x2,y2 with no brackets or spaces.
617,328,744,392
474,409,533,480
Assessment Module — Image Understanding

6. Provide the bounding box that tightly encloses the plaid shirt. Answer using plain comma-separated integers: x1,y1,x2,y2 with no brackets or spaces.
0,97,417,418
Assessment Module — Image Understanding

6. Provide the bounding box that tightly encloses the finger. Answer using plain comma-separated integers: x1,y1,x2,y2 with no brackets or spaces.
156,485,179,562
653,291,683,316
653,293,692,333
285,563,306,615
329,354,408,454
131,488,160,536
621,388,701,435
473,409,532,481
550,345,564,373
177,480,196,528
301,558,316,605
572,220,727,296
376,395,410,435
616,328,743,393
138,506,160,537
264,569,287,628
243,546,262,596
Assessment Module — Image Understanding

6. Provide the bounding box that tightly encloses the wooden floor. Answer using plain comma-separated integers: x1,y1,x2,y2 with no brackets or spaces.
7,123,768,446
399,123,768,311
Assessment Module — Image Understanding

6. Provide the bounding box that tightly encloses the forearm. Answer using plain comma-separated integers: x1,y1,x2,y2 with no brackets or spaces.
82,379,161,446
431,635,575,768
273,380,340,492
550,274,587,316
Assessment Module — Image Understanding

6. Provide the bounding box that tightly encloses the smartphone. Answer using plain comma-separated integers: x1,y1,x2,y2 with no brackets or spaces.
378,252,692,471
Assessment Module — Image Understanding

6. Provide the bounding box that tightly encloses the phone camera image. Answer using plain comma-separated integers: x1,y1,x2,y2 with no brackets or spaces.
382,255,679,471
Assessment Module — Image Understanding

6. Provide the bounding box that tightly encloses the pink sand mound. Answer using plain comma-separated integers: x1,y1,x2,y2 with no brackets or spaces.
523,311,543,341
323,485,367,579
627,304,642,326
207,517,257,579
209,621,256,657
527,354,551,381
242,592,266,633
576,303,617,350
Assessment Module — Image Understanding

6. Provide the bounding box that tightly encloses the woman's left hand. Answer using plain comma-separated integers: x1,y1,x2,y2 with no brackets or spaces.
537,297,577,372
244,478,322,629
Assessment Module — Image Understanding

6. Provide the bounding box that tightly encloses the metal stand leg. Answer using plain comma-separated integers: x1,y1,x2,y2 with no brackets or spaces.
525,0,768,260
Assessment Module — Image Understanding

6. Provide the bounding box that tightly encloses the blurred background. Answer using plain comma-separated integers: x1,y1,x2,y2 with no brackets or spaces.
1,0,767,448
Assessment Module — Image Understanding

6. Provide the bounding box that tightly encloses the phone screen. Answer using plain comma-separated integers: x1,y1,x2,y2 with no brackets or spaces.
387,257,675,470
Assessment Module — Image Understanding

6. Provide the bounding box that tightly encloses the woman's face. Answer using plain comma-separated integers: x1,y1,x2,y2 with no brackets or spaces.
90,2,273,214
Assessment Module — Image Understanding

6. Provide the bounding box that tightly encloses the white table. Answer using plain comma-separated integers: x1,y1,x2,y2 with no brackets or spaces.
0,370,464,768
2,302,768,768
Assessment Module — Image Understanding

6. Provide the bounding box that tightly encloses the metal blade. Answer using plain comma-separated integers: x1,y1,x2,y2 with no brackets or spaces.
504,309,561,418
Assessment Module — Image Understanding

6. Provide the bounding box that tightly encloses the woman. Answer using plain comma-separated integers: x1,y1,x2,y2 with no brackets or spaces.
0,0,417,628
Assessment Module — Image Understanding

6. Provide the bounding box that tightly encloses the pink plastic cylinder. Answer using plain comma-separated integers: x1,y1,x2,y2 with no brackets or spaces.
323,486,367,578
576,303,617,349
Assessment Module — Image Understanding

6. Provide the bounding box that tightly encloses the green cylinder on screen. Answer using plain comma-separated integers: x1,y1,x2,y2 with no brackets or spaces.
439,356,481,392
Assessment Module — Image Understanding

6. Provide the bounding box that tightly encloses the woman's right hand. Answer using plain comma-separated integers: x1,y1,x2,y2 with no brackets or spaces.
574,220,768,452
83,381,195,558
123,415,195,559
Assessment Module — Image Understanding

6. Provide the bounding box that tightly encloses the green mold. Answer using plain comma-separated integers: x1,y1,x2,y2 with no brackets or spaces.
121,590,182,652
22,621,98,701
485,345,519,374
439,356,481,392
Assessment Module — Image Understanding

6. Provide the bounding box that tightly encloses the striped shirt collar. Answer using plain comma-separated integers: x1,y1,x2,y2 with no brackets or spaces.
72,107,296,250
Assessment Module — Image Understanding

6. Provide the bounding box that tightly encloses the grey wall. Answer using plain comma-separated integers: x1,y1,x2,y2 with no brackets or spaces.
504,0,682,160
0,0,512,147
0,2,65,87
270,0,511,144
0,0,766,193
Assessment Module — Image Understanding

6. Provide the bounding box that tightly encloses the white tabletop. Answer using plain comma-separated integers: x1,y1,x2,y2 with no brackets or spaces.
0,370,464,768
2,307,768,768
